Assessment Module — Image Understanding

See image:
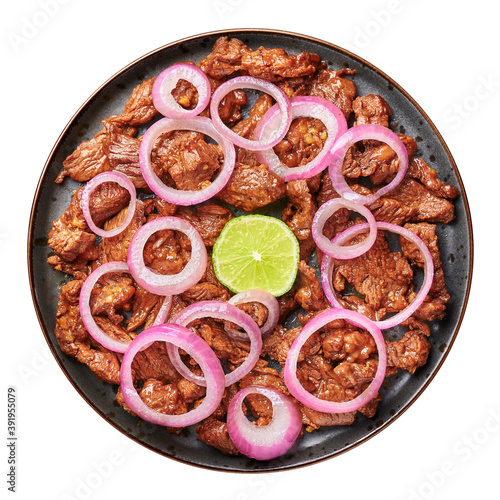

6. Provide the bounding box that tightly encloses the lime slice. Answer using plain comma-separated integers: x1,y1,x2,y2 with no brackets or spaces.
212,214,300,297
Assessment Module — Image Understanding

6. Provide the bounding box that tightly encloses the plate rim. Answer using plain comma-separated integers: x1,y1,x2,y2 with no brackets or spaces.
27,27,474,473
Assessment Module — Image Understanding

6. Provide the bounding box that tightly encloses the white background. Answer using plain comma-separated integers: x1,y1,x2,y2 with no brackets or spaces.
2,1,499,499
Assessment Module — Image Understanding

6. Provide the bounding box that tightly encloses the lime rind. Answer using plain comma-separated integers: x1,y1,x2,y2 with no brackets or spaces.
212,214,300,297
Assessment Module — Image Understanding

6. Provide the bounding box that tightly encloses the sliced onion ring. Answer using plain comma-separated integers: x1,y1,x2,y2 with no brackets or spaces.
139,116,236,205
120,323,225,427
168,300,262,387
227,386,302,460
321,221,434,329
152,63,211,119
210,76,292,151
81,171,137,238
312,198,377,259
328,123,409,205
254,96,348,181
79,261,134,353
284,308,386,413
227,289,280,338
127,216,207,296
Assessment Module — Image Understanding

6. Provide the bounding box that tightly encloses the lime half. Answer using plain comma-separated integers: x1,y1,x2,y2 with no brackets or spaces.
212,215,300,297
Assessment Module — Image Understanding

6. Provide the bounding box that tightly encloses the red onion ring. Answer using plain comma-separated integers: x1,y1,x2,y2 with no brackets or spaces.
79,261,134,353
127,216,207,296
321,221,434,329
312,198,377,259
328,124,409,205
152,63,211,119
139,116,236,206
284,308,387,413
167,300,263,387
120,323,225,427
226,386,302,460
254,96,348,181
81,171,137,238
210,76,292,151
227,289,280,338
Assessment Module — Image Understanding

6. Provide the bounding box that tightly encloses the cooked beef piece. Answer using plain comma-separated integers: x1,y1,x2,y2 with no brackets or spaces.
217,89,248,126
199,36,321,82
86,178,132,225
196,417,239,455
181,281,231,302
151,129,223,191
47,255,92,280
119,379,189,418
230,94,273,140
171,78,199,111
277,288,300,323
332,226,414,319
322,326,377,363
131,341,182,384
48,187,98,263
294,261,328,313
177,377,207,404
368,176,456,224
386,318,431,373
154,197,178,217
108,77,158,127
309,68,357,120
54,280,121,384
301,406,356,430
407,157,459,200
282,180,317,260
90,272,135,324
102,121,146,189
274,117,327,169
238,360,291,423
216,162,286,212
175,203,233,247
342,134,417,185
334,359,378,389
56,128,110,184
353,94,392,127
235,301,269,328
401,222,450,321
276,74,317,98
126,287,166,332
98,199,151,263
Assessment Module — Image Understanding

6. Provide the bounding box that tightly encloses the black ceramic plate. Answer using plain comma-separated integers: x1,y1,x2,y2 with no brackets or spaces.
28,29,473,472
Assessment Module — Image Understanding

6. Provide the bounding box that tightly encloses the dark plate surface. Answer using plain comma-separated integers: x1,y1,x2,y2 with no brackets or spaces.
28,29,473,472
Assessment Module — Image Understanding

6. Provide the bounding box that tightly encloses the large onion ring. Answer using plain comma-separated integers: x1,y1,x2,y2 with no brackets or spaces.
328,123,409,205
321,221,434,329
152,63,211,119
254,96,348,181
81,171,137,238
227,289,280,338
210,76,292,151
79,261,134,353
283,308,386,413
120,323,225,427
127,216,207,296
312,198,377,259
139,116,236,206
168,300,262,387
227,386,302,460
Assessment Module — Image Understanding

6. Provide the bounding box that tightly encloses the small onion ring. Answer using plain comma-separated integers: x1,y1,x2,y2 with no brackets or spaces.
312,198,377,259
79,261,134,353
120,323,225,427
254,96,348,181
168,300,263,387
226,386,302,460
139,116,236,206
81,171,137,238
321,221,434,329
127,216,207,296
284,308,387,413
152,63,211,119
226,289,280,338
210,76,292,151
328,123,409,205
